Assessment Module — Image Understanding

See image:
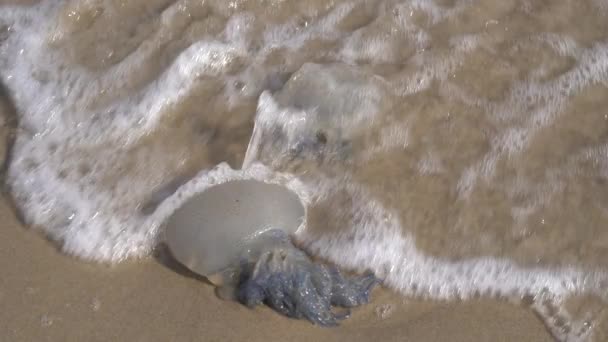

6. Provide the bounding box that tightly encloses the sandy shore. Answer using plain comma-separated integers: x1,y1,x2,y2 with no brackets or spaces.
0,88,553,341
0,195,554,342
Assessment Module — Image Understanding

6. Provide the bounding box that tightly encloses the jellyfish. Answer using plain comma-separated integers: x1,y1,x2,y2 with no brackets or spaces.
162,178,378,326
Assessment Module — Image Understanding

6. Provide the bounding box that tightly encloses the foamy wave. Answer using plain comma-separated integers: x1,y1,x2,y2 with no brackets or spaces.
3,1,608,340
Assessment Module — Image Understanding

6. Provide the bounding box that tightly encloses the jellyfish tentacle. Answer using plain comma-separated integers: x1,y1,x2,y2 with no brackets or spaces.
230,229,379,326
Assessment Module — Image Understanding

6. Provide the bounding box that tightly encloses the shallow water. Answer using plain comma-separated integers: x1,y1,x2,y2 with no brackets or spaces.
1,0,608,340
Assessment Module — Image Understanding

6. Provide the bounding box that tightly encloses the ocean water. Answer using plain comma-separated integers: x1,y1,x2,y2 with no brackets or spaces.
1,0,608,340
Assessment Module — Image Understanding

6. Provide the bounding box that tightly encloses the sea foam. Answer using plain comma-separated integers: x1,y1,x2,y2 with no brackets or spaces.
2,1,608,340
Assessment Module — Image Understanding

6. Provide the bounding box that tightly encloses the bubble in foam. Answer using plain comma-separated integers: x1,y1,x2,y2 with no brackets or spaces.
375,304,394,320
40,314,53,328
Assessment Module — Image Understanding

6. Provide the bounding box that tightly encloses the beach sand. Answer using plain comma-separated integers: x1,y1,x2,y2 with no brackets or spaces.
0,196,555,341
0,195,555,341
0,4,558,340
0,121,553,342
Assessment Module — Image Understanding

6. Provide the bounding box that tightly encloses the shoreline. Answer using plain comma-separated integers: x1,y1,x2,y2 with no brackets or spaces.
0,94,554,340
0,193,553,341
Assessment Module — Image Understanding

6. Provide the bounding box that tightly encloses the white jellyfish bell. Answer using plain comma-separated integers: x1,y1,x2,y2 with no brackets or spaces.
164,178,306,284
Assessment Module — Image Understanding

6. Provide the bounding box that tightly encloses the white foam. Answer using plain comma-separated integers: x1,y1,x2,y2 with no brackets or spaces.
301,178,597,301
248,85,608,301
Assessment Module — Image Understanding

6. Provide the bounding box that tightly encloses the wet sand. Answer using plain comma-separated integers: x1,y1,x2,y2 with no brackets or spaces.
0,92,553,342
0,193,553,341
0,1,587,340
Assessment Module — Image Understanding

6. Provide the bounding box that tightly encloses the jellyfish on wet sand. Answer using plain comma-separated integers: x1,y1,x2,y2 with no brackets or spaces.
163,178,378,326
